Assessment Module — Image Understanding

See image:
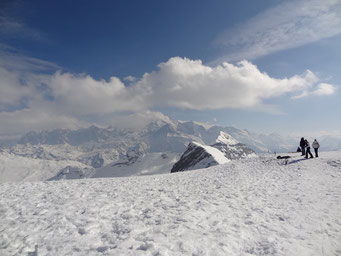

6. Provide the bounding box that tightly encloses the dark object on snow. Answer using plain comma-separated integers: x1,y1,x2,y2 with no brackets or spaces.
300,137,306,156
297,147,302,152
276,155,290,165
277,155,291,159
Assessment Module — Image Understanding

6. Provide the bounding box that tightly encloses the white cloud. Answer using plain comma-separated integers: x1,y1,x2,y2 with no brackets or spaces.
291,91,309,100
45,71,149,115
0,67,33,107
138,57,324,110
0,56,335,135
214,0,341,62
312,83,336,96
124,75,137,83
292,82,337,99
0,109,89,136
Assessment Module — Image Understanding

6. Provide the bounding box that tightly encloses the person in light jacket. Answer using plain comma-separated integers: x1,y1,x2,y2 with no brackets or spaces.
305,139,314,159
312,139,320,157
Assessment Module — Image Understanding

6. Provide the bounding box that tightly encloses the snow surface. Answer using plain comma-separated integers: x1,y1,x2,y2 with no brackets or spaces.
1,151,341,255
93,152,180,178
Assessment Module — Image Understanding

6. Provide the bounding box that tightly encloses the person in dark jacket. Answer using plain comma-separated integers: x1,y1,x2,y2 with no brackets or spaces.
305,139,313,159
312,139,320,157
300,137,306,156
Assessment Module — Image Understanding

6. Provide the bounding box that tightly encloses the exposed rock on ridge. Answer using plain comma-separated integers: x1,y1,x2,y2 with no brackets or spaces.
171,142,229,173
171,132,255,173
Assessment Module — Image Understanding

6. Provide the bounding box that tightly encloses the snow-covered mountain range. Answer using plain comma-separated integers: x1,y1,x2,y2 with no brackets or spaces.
0,118,340,182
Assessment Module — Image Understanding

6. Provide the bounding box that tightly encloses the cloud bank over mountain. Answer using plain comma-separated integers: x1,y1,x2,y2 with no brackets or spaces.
0,56,336,135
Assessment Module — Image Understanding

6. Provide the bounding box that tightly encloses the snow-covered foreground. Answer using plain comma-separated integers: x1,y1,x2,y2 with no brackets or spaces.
1,152,341,255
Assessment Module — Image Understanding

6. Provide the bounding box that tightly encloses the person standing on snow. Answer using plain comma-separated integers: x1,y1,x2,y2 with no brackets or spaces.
305,139,314,159
312,139,320,157
300,137,306,156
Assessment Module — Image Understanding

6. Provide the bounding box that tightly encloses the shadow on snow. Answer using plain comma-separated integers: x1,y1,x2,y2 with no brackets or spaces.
287,158,308,165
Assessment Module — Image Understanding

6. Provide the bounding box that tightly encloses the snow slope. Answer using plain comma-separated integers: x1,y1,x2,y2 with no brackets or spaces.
1,151,340,255
92,152,180,178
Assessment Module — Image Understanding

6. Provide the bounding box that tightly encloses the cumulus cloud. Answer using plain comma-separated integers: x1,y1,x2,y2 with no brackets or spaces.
138,57,323,110
214,0,341,62
0,56,336,135
45,72,149,115
124,75,137,83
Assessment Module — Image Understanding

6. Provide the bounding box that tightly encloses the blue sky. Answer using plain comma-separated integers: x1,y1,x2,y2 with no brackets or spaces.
0,0,340,137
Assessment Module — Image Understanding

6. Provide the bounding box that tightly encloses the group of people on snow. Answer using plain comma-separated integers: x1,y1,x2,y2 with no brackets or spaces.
299,137,320,159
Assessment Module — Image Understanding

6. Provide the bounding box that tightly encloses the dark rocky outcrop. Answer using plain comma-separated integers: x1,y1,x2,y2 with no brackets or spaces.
171,132,255,173
171,143,221,173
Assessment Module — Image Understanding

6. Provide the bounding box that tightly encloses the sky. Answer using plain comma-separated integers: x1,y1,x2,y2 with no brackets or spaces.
0,0,340,137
